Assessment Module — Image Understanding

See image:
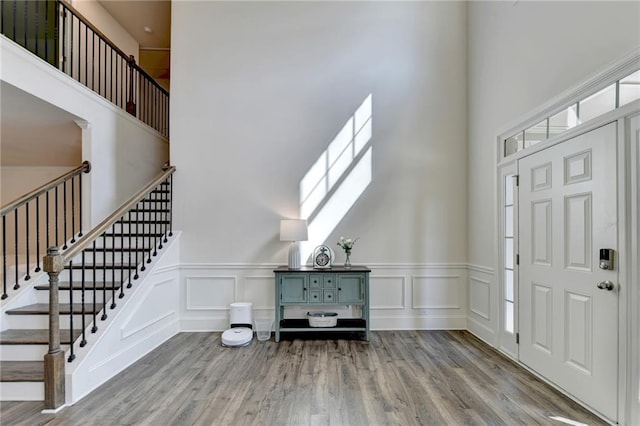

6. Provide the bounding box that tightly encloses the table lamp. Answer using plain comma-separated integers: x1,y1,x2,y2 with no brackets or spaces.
280,219,308,269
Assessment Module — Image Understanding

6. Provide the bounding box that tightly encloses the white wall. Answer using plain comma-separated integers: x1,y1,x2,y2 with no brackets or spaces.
1,36,169,226
171,1,467,264
171,1,468,329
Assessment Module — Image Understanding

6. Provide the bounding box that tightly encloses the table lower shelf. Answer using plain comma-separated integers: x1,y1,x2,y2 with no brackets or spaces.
279,318,366,332
276,318,369,341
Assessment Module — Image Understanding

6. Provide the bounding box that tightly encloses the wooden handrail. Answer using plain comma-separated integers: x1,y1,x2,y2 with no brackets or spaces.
0,161,90,216
58,166,175,264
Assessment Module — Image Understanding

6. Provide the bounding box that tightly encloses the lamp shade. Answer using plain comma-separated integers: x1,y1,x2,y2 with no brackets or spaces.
280,219,308,242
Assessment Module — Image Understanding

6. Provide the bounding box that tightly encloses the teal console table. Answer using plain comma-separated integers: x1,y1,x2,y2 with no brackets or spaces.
273,266,370,342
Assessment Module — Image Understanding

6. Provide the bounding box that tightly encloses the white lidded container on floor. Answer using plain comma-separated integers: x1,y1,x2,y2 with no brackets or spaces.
221,302,253,347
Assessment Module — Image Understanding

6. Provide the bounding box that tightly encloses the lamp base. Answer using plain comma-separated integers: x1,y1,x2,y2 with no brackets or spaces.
288,242,301,269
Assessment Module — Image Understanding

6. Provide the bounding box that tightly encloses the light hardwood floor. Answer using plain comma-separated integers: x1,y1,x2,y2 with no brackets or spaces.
1,331,606,425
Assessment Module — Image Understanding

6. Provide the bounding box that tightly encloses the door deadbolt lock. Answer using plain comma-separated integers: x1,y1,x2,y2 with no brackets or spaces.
596,280,615,291
599,248,614,270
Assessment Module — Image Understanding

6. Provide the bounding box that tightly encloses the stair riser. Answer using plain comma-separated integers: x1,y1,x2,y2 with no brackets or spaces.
4,313,106,330
0,344,70,361
0,382,44,401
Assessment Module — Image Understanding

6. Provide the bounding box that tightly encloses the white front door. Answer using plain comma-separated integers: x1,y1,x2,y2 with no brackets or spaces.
518,122,618,421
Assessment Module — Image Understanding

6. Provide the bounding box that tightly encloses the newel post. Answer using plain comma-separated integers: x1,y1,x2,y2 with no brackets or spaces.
43,247,65,409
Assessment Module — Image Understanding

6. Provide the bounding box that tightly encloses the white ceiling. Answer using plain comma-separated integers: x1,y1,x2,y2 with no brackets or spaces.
0,82,82,167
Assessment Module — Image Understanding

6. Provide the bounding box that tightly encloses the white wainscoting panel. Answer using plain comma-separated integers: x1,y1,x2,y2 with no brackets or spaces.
467,265,497,346
370,275,405,310
178,263,469,331
470,276,491,320
185,276,237,310
411,275,461,309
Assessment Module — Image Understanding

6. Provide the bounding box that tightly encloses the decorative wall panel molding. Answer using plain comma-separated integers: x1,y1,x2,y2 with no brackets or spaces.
370,275,405,310
185,276,237,310
178,264,468,331
411,275,462,309
469,276,491,320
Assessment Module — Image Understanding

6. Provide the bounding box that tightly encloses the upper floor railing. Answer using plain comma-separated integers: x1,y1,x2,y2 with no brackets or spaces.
0,0,169,138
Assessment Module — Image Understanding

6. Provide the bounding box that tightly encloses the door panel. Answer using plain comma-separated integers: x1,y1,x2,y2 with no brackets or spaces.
519,122,618,421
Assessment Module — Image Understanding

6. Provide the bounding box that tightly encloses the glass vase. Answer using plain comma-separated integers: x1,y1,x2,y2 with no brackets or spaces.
344,250,351,268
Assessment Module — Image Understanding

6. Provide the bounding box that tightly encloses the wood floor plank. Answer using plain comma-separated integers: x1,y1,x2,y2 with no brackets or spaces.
0,331,608,425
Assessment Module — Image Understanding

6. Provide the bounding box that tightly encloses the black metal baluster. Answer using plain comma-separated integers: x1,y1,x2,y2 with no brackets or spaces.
46,191,50,249
11,0,16,40
44,0,49,64
63,180,68,250
21,0,26,48
169,174,173,237
2,216,7,300
158,183,164,250
71,176,76,243
68,260,75,362
110,49,114,103
34,0,39,56
111,230,116,309
146,192,152,264
55,186,59,247
78,169,83,237
35,197,41,272
140,202,146,272
152,189,158,257
61,3,66,74
127,210,132,288
84,24,88,87
80,251,87,347
133,202,140,280
14,210,19,290
163,178,169,244
69,13,73,79
91,239,98,333
119,216,124,298
91,31,101,94
101,234,107,321
76,16,80,82
25,202,31,280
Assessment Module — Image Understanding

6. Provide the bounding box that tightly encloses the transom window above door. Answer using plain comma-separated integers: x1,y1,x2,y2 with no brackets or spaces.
503,69,640,158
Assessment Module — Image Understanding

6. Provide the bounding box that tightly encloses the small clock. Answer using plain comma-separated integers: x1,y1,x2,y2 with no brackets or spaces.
313,245,334,269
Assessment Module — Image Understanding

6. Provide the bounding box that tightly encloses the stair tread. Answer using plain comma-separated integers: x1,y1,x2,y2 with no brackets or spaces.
115,220,170,224
65,264,135,269
103,232,165,237
6,303,103,315
83,247,149,252
0,361,44,382
0,329,82,344
35,282,121,291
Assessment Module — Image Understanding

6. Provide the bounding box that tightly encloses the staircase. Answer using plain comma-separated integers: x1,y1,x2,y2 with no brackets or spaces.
0,181,173,403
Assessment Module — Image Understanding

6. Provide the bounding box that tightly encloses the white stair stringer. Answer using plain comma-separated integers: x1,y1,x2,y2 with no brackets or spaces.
63,231,181,405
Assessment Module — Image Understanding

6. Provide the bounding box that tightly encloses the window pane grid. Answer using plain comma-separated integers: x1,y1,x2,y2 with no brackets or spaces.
504,68,640,158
